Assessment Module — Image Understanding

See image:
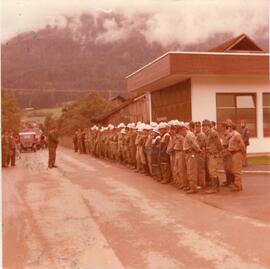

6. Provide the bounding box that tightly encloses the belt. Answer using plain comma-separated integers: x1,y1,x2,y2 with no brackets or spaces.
206,152,218,156
230,150,242,154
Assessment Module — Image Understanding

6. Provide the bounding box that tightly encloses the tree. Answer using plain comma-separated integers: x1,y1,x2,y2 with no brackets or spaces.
1,91,21,133
59,92,114,135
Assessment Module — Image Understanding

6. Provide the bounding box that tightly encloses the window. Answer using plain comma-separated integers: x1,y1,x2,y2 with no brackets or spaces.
216,93,257,137
263,93,270,137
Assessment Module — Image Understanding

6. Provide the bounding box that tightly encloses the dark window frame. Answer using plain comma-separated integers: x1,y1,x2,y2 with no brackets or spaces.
216,93,257,137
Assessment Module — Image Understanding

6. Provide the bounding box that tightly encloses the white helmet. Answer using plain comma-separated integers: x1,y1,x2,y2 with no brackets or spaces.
158,122,169,130
150,121,158,127
127,123,135,129
118,123,126,128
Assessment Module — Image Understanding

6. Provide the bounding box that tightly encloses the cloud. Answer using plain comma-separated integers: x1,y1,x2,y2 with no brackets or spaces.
1,0,269,47
95,17,130,44
141,0,269,46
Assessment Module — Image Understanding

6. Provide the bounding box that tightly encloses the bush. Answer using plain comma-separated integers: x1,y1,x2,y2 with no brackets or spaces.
2,91,21,134
58,92,114,135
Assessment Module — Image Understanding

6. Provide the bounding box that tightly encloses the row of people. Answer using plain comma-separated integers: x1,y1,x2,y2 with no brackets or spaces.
73,119,246,193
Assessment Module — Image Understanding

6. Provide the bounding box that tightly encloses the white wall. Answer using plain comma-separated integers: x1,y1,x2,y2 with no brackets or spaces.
191,75,270,154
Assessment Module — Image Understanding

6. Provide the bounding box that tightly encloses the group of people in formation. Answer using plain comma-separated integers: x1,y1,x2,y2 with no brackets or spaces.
73,119,250,194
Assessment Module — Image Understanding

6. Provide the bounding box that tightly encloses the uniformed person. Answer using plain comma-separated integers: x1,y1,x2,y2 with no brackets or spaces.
2,130,10,168
120,128,129,165
167,121,177,184
194,122,206,188
82,129,87,154
48,126,59,168
77,129,83,154
94,127,100,157
202,119,223,194
228,123,245,191
139,125,149,174
173,123,187,189
8,130,17,166
117,123,126,163
240,120,250,167
107,125,114,160
183,122,201,193
128,124,137,169
112,127,119,161
135,125,143,173
159,123,171,184
144,126,155,175
220,121,234,187
73,131,79,152
151,128,162,181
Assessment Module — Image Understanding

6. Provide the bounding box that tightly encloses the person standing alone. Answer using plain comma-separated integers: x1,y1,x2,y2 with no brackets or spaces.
48,126,59,168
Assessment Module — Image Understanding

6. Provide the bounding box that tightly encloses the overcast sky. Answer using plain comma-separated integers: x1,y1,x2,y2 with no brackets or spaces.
1,0,269,46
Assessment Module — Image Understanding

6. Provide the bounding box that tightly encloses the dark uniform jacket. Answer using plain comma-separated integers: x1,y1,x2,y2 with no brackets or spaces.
48,130,59,147
205,129,223,156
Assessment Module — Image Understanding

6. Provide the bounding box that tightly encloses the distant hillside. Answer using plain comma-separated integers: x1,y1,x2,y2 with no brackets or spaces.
2,13,268,108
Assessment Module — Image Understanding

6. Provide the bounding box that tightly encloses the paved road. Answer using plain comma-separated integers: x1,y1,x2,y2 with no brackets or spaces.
3,147,270,269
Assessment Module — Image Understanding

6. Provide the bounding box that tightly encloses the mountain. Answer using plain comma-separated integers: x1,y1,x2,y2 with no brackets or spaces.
2,13,268,108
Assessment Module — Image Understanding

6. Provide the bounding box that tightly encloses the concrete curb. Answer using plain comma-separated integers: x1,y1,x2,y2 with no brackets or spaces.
218,170,270,175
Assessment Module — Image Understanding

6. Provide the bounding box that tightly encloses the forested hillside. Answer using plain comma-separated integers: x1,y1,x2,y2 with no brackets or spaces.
2,13,268,108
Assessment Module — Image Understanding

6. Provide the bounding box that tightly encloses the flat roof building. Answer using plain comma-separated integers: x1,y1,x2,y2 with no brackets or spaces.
97,34,270,154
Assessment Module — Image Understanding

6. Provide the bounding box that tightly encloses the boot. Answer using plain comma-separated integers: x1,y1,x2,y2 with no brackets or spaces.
186,185,198,194
143,164,150,176
205,177,219,194
222,172,231,186
230,184,243,192
215,177,220,192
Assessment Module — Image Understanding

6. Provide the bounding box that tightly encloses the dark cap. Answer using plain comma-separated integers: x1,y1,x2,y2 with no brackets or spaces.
202,119,211,126
221,121,228,127
189,121,195,128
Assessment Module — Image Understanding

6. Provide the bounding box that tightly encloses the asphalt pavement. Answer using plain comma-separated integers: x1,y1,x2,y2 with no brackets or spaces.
2,147,270,269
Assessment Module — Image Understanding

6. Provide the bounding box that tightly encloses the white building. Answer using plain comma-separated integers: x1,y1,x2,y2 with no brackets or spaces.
98,34,269,154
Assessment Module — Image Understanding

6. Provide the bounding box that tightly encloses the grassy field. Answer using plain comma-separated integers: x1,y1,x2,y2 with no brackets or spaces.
35,107,63,117
247,156,270,165
22,107,63,124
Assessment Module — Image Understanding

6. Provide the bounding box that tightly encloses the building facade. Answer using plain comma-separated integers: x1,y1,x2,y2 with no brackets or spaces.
97,34,270,154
